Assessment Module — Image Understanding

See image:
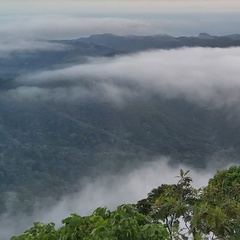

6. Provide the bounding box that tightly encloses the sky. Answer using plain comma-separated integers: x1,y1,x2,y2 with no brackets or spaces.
1,0,240,14
0,0,240,56
0,0,240,40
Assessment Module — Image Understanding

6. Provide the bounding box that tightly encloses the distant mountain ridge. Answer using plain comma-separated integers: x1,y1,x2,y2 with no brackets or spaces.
1,33,240,77
77,33,240,52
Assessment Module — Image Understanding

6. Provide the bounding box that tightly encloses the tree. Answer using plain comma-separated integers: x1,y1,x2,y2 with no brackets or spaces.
137,168,240,240
137,169,199,239
11,204,169,240
191,166,240,239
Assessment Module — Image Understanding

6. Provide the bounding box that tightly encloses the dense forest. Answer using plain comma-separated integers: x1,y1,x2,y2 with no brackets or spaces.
11,166,240,240
1,73,240,217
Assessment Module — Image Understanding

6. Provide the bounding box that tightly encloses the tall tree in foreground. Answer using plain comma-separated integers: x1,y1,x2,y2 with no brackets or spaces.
191,166,240,239
137,169,200,239
137,167,240,240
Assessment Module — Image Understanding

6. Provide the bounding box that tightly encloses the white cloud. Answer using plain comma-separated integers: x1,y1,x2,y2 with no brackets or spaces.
0,40,68,58
38,158,212,223
11,47,240,108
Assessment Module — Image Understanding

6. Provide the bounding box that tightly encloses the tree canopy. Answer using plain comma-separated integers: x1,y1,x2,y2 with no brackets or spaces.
11,205,169,240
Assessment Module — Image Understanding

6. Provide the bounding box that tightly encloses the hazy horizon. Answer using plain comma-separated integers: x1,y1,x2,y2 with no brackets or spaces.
0,0,240,40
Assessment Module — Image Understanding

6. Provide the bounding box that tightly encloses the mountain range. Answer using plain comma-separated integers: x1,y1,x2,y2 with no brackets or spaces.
2,33,240,77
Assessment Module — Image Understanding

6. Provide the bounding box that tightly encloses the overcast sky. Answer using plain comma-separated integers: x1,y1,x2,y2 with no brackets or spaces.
1,1,240,14
0,0,240,40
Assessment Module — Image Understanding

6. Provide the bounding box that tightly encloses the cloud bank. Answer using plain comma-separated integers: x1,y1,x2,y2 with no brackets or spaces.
0,16,151,41
0,16,155,56
6,47,240,108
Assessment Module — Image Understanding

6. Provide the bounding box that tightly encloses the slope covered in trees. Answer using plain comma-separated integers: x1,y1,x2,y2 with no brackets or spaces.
11,166,240,240
1,34,240,223
1,75,240,216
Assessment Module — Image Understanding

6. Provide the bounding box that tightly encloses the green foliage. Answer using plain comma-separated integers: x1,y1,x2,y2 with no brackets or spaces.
10,222,58,240
207,165,240,202
137,169,197,239
192,166,240,239
138,167,240,240
11,205,169,240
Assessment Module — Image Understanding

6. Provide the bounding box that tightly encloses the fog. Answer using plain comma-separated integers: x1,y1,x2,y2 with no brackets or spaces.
0,16,151,41
0,157,219,239
0,16,157,56
6,47,240,109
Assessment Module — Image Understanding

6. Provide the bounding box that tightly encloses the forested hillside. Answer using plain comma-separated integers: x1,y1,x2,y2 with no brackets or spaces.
1,33,240,240
1,34,240,218
1,75,240,216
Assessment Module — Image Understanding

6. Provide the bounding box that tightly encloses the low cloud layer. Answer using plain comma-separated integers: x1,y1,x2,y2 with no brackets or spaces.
0,16,154,56
7,47,240,108
0,40,68,58
0,16,151,41
39,158,213,222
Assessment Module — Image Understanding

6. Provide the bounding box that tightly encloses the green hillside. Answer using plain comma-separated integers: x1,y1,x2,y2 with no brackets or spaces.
1,33,240,218
1,76,240,216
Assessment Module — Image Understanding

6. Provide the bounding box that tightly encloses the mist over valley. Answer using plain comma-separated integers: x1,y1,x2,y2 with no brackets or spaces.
1,1,240,239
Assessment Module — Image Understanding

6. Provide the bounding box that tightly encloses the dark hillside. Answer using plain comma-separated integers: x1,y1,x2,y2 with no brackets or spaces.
1,79,240,214
78,33,240,52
